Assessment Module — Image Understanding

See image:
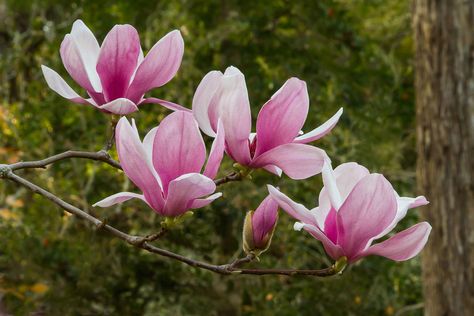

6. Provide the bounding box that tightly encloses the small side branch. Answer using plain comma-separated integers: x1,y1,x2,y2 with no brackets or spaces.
214,171,242,186
9,150,122,171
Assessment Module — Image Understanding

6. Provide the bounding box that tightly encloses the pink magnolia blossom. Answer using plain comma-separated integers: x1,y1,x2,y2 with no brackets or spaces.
42,20,187,115
192,66,343,180
94,111,225,217
268,162,431,263
243,195,279,254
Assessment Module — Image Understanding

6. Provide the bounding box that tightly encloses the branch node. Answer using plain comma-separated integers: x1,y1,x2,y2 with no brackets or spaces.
0,164,12,178
95,218,108,230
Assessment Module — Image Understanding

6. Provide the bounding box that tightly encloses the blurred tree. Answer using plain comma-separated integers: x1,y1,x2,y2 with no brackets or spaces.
413,1,474,315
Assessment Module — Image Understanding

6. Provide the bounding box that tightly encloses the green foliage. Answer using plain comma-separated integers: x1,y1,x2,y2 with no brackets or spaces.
0,0,422,315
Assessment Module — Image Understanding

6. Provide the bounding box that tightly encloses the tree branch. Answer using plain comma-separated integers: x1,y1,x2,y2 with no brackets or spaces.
0,169,339,277
9,150,122,171
214,171,242,186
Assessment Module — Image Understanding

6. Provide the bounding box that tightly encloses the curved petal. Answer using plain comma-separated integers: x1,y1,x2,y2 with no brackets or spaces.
267,185,318,226
99,98,138,115
318,162,370,225
298,223,344,261
96,24,140,101
162,173,216,217
141,97,191,112
263,165,283,177
143,126,158,159
152,111,206,192
336,174,397,260
191,192,223,209
353,222,432,262
374,195,429,240
209,66,252,164
294,108,343,143
252,143,327,180
115,117,164,211
41,65,89,104
192,70,223,137
69,20,101,92
255,78,309,156
60,35,98,93
93,192,147,207
127,30,184,103
203,120,225,179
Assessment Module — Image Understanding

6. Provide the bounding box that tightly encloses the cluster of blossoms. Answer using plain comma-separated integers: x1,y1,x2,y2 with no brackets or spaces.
43,20,431,265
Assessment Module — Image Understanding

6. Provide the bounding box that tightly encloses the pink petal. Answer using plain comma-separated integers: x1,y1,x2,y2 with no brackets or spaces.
143,126,158,159
162,173,217,217
60,35,98,93
93,192,146,207
116,117,164,211
375,195,429,239
69,20,101,92
192,70,223,137
252,195,279,248
96,24,140,101
263,165,283,177
41,65,89,104
191,192,223,209
294,108,343,143
126,30,184,103
141,97,191,112
336,174,397,260
209,66,252,164
323,207,338,243
353,222,432,262
152,111,206,192
267,185,318,226
99,98,138,115
318,162,370,226
251,143,327,180
254,78,309,156
298,223,344,260
203,120,225,179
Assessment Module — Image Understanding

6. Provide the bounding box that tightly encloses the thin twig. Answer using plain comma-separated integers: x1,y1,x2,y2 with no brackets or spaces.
214,171,242,186
104,117,118,152
1,169,338,277
8,150,122,171
8,149,238,187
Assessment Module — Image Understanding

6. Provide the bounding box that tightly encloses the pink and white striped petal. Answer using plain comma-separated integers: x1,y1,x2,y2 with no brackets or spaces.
255,77,309,156
294,108,343,144
252,143,327,180
127,30,184,103
93,192,147,207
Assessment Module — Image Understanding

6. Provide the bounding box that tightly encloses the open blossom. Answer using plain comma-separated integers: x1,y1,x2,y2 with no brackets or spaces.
94,111,225,217
42,20,186,115
242,195,279,255
192,66,343,180
268,162,431,263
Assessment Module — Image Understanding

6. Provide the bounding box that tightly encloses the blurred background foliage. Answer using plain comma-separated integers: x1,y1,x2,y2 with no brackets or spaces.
0,0,423,315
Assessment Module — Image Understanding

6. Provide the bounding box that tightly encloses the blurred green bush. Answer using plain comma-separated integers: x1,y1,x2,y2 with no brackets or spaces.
0,0,422,315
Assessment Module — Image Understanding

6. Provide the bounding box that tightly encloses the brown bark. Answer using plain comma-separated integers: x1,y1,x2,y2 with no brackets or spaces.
413,1,474,315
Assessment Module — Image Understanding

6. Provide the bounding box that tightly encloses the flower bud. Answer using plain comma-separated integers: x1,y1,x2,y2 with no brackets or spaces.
243,195,279,256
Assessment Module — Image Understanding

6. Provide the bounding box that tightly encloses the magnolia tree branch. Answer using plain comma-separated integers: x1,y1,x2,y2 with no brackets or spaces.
9,150,122,171
8,150,242,186
0,154,341,277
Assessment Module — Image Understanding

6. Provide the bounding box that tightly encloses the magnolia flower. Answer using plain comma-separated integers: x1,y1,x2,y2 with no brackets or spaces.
268,162,431,263
94,111,225,217
192,66,343,180
242,195,279,255
42,20,186,115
